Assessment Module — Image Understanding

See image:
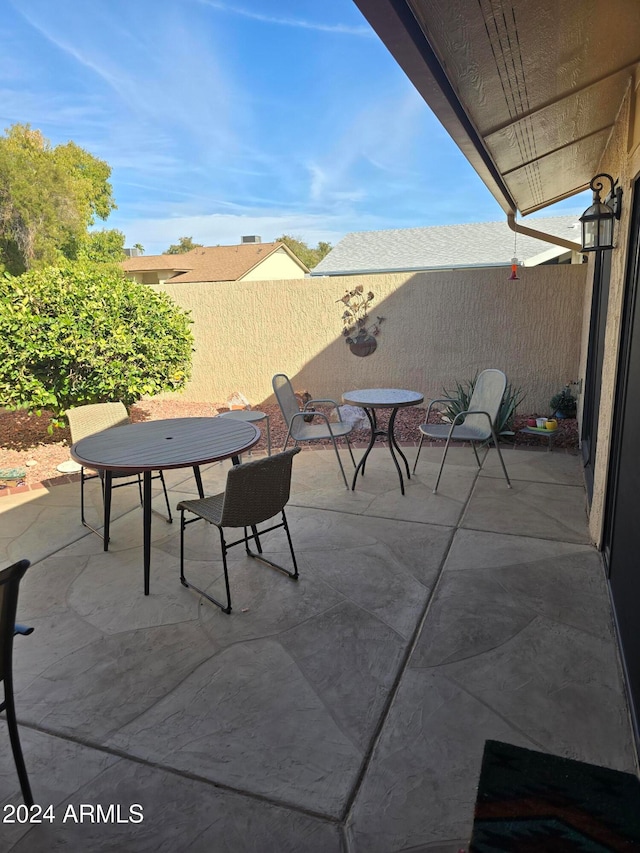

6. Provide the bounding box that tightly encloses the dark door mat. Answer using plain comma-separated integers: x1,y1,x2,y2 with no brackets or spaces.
470,740,640,851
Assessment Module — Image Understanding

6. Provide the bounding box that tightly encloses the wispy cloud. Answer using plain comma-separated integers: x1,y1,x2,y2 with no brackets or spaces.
115,209,386,255
198,0,373,36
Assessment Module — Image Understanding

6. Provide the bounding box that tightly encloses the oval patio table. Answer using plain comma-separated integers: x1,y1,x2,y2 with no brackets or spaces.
342,388,424,495
71,417,260,595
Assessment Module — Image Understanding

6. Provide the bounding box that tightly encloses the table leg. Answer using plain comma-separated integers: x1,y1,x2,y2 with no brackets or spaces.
193,466,204,498
387,407,409,494
103,471,112,552
351,407,378,490
143,471,152,595
389,408,411,477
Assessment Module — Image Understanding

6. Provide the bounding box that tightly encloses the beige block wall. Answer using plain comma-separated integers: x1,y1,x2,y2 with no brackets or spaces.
155,264,586,413
241,249,307,280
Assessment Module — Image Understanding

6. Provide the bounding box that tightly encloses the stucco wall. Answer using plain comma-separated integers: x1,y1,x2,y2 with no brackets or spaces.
154,264,586,413
241,248,306,280
584,74,640,544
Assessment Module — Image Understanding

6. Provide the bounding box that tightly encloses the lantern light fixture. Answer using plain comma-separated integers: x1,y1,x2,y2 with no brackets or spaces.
580,173,622,252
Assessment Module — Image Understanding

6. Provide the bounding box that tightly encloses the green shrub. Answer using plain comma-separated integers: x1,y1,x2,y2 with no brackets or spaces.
441,372,525,437
550,385,577,417
0,260,193,424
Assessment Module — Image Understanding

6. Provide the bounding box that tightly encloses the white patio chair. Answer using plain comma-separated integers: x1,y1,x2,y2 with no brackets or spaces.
413,368,512,493
272,373,356,489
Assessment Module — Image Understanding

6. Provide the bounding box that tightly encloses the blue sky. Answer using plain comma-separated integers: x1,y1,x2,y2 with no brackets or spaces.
2,0,588,255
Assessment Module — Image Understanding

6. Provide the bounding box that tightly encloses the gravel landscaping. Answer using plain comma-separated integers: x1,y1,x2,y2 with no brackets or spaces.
0,399,578,491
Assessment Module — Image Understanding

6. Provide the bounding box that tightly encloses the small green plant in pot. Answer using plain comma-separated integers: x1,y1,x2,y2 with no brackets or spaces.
550,385,577,419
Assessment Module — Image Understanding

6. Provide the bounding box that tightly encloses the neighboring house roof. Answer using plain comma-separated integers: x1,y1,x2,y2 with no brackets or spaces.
311,215,581,276
121,242,309,282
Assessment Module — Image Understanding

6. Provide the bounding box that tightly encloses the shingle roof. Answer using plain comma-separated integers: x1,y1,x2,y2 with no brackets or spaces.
121,242,308,282
121,255,189,272
311,215,581,275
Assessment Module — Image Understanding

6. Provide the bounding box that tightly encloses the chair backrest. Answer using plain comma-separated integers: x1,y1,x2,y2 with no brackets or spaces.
464,369,507,432
66,402,130,443
220,448,301,527
272,374,301,429
0,559,30,683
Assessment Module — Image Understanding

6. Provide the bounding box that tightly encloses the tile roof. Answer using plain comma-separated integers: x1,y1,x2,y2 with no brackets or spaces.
311,215,582,275
121,242,308,282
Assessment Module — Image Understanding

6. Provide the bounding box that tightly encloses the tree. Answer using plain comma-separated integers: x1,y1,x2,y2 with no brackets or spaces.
0,124,116,275
274,235,332,269
165,236,203,254
77,229,126,263
0,260,194,424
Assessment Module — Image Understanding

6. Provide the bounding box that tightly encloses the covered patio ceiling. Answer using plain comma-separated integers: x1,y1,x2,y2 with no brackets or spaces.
354,0,640,216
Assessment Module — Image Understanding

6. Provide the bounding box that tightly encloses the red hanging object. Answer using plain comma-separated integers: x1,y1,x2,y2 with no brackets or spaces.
509,256,519,280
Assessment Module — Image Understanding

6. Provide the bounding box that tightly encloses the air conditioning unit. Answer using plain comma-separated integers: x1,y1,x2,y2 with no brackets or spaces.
241,235,261,244
124,247,142,257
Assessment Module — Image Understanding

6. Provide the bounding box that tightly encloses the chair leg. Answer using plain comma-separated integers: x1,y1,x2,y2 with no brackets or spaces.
250,525,263,554
433,434,454,493
80,469,111,548
3,681,33,806
80,468,87,526
412,434,426,474
471,441,482,468
219,530,233,613
346,436,356,468
329,433,350,489
489,426,512,488
158,471,173,523
179,509,233,613
281,510,299,579
244,515,299,580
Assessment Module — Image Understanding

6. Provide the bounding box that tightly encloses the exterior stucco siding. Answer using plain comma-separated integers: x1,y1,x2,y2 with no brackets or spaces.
154,264,585,417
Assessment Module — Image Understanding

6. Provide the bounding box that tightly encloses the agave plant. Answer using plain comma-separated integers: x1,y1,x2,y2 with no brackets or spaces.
441,373,525,439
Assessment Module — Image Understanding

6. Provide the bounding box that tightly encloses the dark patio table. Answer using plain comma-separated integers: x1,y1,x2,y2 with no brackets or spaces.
71,417,260,595
342,388,424,495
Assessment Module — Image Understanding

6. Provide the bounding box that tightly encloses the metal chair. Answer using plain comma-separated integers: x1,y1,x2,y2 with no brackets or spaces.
177,448,300,614
66,402,172,546
413,368,512,493
1,559,34,806
272,373,356,488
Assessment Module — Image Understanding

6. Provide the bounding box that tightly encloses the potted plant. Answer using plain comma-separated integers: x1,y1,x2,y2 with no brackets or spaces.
337,286,385,357
550,384,577,419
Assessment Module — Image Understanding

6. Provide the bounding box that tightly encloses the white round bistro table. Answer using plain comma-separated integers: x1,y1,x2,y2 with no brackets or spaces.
342,388,424,495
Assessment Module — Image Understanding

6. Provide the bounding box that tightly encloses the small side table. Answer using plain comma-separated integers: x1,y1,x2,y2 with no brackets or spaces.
342,388,424,494
519,426,556,451
218,410,271,455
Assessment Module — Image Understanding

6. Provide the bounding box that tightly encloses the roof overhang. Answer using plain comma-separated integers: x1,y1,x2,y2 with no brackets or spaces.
353,0,640,216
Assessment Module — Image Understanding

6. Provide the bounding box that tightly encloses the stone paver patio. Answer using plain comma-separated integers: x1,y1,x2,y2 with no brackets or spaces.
0,444,637,851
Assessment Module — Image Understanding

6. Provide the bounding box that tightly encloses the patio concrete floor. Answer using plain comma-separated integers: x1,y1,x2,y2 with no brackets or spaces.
0,443,637,851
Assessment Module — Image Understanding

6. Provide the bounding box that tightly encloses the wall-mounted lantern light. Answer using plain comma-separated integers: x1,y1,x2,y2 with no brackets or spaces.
579,173,623,252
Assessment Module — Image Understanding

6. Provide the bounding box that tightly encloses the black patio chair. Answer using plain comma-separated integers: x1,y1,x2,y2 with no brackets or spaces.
1,558,34,806
177,448,301,614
